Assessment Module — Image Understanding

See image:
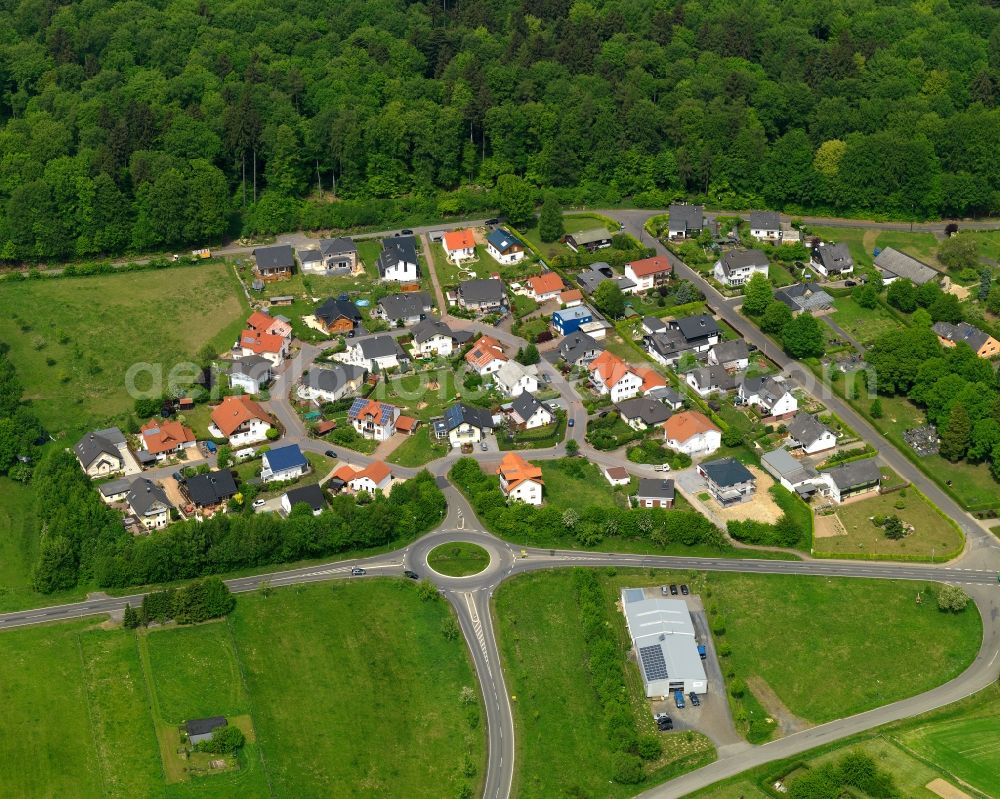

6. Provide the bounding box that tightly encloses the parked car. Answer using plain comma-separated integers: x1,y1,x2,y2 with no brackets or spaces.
660,585,669,596
567,418,575,427
351,567,366,576
484,218,499,226
172,471,184,481
674,690,685,709
845,279,857,287
325,449,337,458
654,713,673,731
404,569,419,579
481,441,488,451
689,692,700,707
669,584,678,595
401,228,414,235
252,499,266,508
680,584,689,595
204,440,217,453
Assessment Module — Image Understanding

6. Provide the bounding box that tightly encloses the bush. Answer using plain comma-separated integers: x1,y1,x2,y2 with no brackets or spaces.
937,585,970,613
636,734,661,760
611,752,644,785
197,725,245,754
728,677,746,698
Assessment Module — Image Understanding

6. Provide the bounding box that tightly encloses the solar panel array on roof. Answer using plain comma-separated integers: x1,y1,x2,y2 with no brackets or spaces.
639,645,669,681
348,397,368,417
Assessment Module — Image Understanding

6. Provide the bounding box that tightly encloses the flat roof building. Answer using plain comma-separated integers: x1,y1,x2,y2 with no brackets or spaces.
621,589,707,698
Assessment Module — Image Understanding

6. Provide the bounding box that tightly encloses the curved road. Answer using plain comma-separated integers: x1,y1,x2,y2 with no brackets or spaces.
4,209,1000,799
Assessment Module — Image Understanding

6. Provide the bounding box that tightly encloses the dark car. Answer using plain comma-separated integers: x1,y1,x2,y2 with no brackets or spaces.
351,567,366,576
172,471,184,482
680,584,689,595
484,218,499,226
669,584,678,595
844,279,857,287
404,569,419,579
401,228,414,235
325,449,337,458
689,692,701,707
567,418,575,427
656,716,673,731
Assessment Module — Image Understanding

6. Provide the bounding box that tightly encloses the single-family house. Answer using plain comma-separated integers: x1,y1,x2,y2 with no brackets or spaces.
493,360,539,398
465,335,507,375
298,364,367,404
376,236,420,282
98,478,131,504
810,242,854,278
410,318,454,357
774,283,834,314
786,412,837,454
634,478,675,509
444,402,494,448
685,366,738,397
457,278,506,313
818,458,881,503
443,229,477,263
345,335,408,372
633,365,667,395
182,470,238,515
761,447,822,497
315,237,358,274
551,305,594,336
527,272,565,302
616,396,671,431
558,331,602,368
714,249,769,287
260,444,309,482
210,395,272,446
642,316,667,335
698,457,756,505
560,288,583,307
314,297,362,334
604,466,631,486
645,329,692,367
565,227,613,253
348,397,400,441
375,292,433,326
297,248,322,274
486,228,526,265
874,247,938,286
496,452,544,506
932,321,1000,359
667,204,705,240
738,375,798,420
140,419,196,461
281,483,326,516
227,355,272,395
246,310,293,340
647,386,685,410
663,411,721,456
624,256,672,293
708,340,750,371
253,244,295,279
670,314,721,352
749,211,781,243
506,391,553,430
126,478,174,530
75,428,128,477
588,351,643,402
239,330,288,367
332,461,393,495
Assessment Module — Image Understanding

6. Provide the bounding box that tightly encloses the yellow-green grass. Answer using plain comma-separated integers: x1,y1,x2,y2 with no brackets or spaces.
539,458,631,509
432,243,496,287
0,479,37,603
816,490,964,560
830,295,902,343
427,542,491,576
374,367,464,420
768,263,796,286
518,213,617,260
495,572,716,799
808,226,942,269
0,263,248,435
388,426,450,467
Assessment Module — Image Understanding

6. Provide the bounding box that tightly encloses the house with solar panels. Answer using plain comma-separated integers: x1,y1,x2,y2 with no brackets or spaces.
347,398,400,441
621,588,707,698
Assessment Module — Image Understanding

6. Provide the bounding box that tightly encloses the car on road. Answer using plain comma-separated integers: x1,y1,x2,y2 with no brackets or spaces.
653,463,671,472
669,584,678,595
680,584,689,595
689,692,700,707
484,218,499,226
351,567,366,576
481,441,488,451
674,689,685,709
252,499,266,508
568,418,574,427
324,449,337,458
401,228,414,235
404,569,419,579
172,471,183,481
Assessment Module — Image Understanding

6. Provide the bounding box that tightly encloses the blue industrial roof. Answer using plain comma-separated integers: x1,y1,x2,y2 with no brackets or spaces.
263,444,307,472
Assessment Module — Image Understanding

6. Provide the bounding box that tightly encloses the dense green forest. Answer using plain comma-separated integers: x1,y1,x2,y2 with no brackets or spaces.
0,0,998,261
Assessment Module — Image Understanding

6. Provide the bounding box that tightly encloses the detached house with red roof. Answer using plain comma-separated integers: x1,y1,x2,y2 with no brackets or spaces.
348,398,400,441
443,229,477,263
140,419,196,462
465,335,508,376
526,272,566,302
239,330,289,367
333,461,393,494
663,411,721,457
497,452,544,506
210,395,272,446
246,310,292,340
624,256,673,293
588,351,644,403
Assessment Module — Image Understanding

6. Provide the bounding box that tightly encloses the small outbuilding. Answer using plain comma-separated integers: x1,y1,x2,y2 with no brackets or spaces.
185,716,227,746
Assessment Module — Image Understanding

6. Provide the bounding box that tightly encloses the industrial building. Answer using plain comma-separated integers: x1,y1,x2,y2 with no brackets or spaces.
621,589,708,698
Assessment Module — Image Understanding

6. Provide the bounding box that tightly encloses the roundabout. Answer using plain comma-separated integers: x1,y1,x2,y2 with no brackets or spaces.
427,542,491,576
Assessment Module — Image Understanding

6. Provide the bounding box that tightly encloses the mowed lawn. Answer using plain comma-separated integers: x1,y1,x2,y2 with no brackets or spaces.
539,457,631,509
897,708,1000,796
0,479,37,606
374,367,464,419
0,263,247,434
809,226,942,269
830,295,901,344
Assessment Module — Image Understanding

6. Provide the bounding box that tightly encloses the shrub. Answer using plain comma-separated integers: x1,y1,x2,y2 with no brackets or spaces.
728,677,746,698
197,725,245,754
937,585,969,613
611,752,644,784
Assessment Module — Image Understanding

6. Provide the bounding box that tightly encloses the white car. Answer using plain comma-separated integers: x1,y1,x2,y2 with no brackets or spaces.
252,499,266,508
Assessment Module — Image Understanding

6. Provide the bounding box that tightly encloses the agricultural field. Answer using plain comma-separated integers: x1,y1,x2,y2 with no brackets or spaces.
0,580,483,799
0,263,248,435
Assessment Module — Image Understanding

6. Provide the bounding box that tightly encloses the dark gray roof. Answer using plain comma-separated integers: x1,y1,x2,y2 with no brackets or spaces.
444,402,494,432
253,244,294,269
824,458,881,490
576,270,608,293
646,328,691,359
673,314,720,342
741,374,789,405
637,478,675,500
305,364,366,393
749,211,781,231
646,386,684,405
74,429,124,467
511,391,544,422
616,397,671,426
315,297,362,325
284,483,326,512
319,237,356,257
700,457,754,487
668,204,704,234
711,339,749,364
126,478,173,515
98,478,131,497
689,365,738,392
787,412,830,448
298,248,321,263
376,236,418,277
932,321,991,352
458,278,505,304
812,243,853,273
184,470,238,506
718,249,768,276
185,717,226,737
357,335,406,360
558,331,602,364
229,355,272,381
378,292,431,320
411,318,453,343
774,283,834,312
874,247,938,285
642,316,667,333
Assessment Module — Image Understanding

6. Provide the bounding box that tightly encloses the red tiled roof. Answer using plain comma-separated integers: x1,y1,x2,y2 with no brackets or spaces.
465,335,507,368
527,272,565,296
140,419,195,454
588,351,634,388
396,415,418,432
443,229,476,251
240,329,286,354
211,395,271,437
496,452,544,492
633,366,666,393
560,289,583,303
663,411,720,443
627,255,673,277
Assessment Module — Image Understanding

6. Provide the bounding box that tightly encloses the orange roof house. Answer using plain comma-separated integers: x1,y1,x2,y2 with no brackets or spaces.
443,229,477,253
334,461,392,490
465,334,508,371
625,255,673,278
211,395,271,437
140,419,195,455
527,272,565,298
663,410,720,443
588,351,633,387
633,365,667,394
496,452,544,490
396,415,419,434
559,289,583,305
247,311,292,339
240,330,287,356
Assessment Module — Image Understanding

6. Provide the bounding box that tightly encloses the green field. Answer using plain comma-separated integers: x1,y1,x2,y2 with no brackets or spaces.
427,542,491,576
897,710,1000,797
387,426,450,467
808,226,941,270
373,367,466,419
830,295,902,344
0,263,248,434
0,581,484,799
0,479,37,602
518,213,616,260
539,457,631,509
